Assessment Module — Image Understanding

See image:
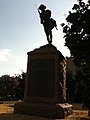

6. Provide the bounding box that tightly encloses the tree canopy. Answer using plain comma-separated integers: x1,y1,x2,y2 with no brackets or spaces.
0,72,25,101
61,0,90,66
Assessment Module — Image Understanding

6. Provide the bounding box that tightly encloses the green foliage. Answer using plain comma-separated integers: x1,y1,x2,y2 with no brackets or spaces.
0,71,26,101
62,0,90,66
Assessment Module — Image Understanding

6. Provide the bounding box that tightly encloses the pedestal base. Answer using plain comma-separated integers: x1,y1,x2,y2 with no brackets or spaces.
14,102,72,119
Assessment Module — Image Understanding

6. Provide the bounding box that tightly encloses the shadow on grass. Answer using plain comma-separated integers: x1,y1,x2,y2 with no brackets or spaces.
0,111,89,120
0,113,59,120
0,113,12,120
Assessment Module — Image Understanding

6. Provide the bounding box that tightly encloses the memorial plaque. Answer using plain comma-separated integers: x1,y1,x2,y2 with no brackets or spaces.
29,59,55,97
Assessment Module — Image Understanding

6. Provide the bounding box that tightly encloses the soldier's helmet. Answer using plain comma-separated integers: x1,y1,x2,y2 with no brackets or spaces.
38,4,46,10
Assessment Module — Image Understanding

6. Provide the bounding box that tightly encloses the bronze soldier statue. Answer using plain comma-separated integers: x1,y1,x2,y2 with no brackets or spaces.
38,4,57,44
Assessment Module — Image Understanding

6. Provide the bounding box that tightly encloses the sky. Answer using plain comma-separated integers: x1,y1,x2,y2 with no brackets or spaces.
0,0,79,76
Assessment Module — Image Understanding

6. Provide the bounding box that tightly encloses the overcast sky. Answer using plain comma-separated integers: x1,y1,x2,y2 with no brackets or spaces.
0,0,79,76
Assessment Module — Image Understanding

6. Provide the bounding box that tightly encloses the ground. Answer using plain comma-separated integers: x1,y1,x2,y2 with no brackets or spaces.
0,102,90,120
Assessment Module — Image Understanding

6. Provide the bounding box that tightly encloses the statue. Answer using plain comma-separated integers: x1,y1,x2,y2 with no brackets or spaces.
38,4,58,44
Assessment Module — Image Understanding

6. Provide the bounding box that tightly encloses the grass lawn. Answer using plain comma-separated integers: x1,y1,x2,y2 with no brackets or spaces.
0,102,90,120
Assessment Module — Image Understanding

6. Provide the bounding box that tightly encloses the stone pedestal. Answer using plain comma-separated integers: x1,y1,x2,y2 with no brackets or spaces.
14,44,72,119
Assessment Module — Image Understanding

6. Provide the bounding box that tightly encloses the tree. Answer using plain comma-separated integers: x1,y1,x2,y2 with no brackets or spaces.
61,0,90,115
0,75,16,100
0,71,26,101
14,72,25,100
61,0,90,66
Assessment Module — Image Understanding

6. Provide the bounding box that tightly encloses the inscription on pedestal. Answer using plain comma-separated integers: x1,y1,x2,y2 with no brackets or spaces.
29,59,55,97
